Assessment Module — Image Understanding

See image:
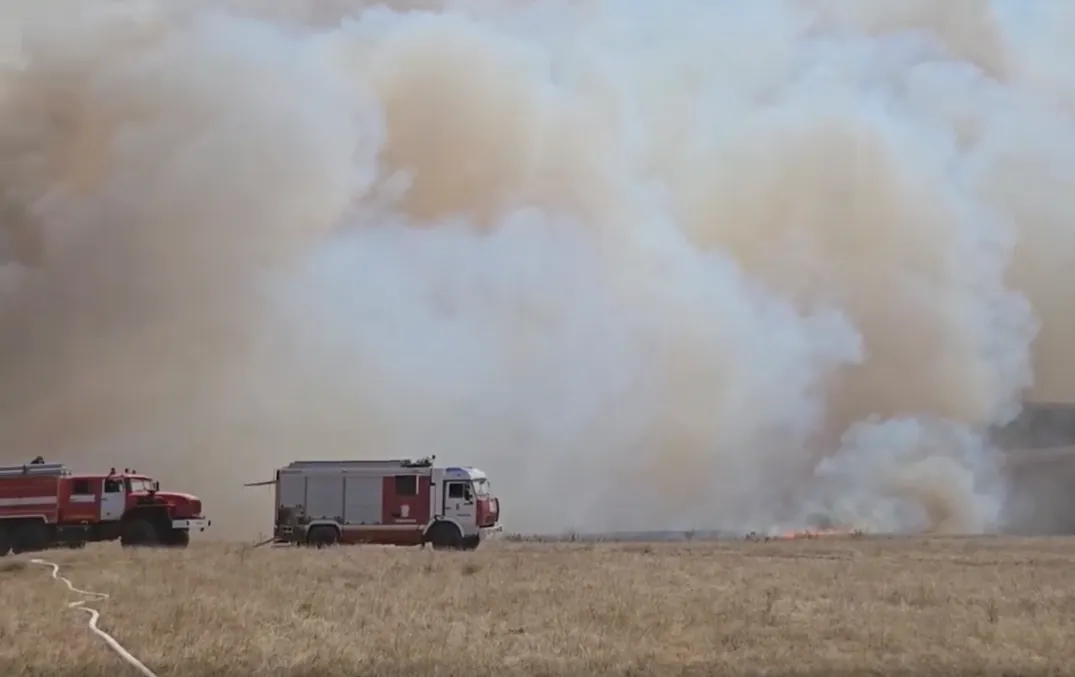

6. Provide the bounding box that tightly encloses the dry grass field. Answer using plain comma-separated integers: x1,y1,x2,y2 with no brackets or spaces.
3,536,1075,676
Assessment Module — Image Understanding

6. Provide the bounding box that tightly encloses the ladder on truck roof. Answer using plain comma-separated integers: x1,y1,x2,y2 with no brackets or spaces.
283,457,435,470
0,461,69,478
243,457,437,487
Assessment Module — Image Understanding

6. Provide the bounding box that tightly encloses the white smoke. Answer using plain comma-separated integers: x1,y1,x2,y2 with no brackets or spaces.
1,0,1072,538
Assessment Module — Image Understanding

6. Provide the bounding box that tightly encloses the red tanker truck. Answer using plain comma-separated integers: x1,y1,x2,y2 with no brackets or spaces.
0,458,210,554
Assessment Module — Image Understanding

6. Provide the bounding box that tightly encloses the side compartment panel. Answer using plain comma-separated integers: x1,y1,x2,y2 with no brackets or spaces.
304,475,344,522
414,475,431,525
278,473,306,510
342,476,382,525
381,475,431,526
0,476,61,523
61,476,101,523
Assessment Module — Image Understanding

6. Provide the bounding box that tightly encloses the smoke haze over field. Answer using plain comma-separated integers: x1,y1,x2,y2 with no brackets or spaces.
1,0,1074,538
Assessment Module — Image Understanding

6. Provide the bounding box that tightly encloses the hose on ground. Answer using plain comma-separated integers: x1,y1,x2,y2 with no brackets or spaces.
30,558,159,677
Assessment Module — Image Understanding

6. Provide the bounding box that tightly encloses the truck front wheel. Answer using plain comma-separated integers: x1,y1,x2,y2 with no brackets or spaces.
121,518,161,547
426,522,463,550
0,525,10,556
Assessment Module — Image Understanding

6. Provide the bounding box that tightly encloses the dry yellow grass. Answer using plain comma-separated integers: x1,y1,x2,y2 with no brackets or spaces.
3,536,1075,676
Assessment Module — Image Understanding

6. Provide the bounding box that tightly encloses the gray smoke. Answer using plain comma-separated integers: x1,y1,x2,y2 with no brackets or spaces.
0,0,1072,538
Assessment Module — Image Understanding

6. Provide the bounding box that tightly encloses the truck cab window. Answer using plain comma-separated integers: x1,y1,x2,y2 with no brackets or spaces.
394,475,417,496
448,482,472,500
72,479,91,494
103,478,123,493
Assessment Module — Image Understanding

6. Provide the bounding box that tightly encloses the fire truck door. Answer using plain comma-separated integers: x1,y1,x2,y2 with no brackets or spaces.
100,477,125,521
443,481,474,523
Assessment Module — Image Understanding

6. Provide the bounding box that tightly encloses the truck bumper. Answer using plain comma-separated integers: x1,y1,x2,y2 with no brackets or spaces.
172,518,211,532
274,525,299,543
458,525,503,550
480,524,504,540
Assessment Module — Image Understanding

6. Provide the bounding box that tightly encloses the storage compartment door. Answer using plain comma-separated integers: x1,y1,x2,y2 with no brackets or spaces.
343,476,383,525
304,475,344,522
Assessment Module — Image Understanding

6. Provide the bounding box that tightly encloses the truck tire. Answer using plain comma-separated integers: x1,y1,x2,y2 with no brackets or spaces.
0,525,10,557
121,518,160,547
306,525,339,548
426,521,463,550
10,521,49,555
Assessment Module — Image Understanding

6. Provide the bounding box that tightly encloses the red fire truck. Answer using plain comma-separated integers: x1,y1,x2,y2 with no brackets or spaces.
246,456,502,549
0,458,211,555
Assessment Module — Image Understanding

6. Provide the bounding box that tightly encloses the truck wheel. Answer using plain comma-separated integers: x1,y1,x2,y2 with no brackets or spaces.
11,521,49,554
306,526,339,548
426,522,463,550
164,529,191,548
121,518,160,547
0,526,10,557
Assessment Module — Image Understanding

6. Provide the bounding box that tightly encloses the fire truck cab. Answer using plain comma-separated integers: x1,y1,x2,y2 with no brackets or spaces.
0,459,211,555
250,456,502,550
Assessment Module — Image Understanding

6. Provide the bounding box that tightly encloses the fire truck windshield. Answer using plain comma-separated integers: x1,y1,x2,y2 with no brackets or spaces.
473,478,489,497
127,478,158,493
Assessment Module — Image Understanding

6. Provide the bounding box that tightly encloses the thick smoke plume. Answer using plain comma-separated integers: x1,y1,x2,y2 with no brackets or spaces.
1,0,1073,538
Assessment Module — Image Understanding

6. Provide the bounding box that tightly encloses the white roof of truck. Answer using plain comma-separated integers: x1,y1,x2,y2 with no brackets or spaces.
283,459,430,470
443,466,486,480
279,459,488,479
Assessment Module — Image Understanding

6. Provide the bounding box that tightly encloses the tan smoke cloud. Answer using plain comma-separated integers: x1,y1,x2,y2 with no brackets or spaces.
0,0,1073,539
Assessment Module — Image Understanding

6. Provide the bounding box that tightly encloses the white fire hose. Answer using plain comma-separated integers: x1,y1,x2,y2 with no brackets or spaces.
31,559,159,677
